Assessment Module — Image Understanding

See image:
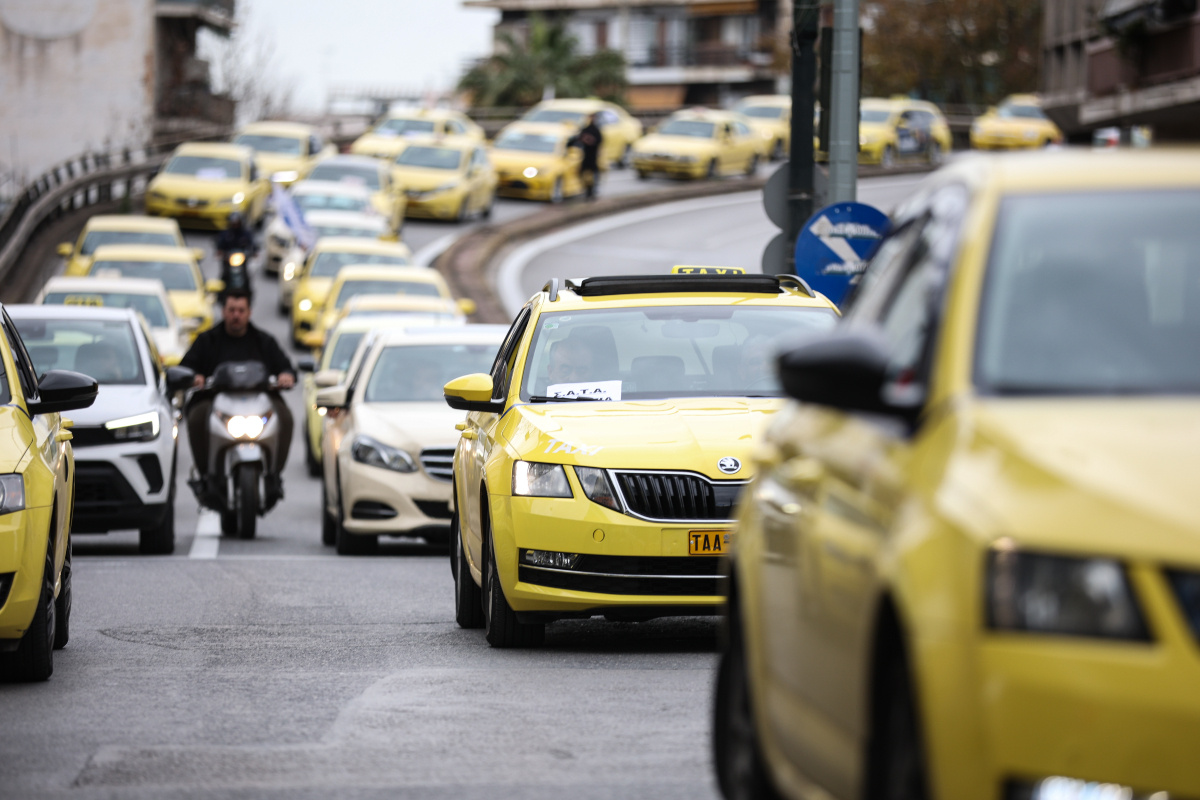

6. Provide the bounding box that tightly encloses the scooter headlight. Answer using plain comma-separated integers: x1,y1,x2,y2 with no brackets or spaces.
229,252,246,268
226,414,268,439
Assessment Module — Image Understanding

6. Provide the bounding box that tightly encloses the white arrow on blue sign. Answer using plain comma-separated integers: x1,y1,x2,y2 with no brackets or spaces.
793,202,890,306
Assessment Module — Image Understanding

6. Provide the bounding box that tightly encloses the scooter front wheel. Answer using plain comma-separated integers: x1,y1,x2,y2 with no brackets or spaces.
235,463,260,540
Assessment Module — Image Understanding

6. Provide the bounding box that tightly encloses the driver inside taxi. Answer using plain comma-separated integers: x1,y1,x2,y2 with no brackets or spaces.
547,337,596,384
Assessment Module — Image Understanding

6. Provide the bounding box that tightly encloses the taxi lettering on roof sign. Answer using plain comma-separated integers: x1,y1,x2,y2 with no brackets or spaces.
671,265,747,275
64,295,104,306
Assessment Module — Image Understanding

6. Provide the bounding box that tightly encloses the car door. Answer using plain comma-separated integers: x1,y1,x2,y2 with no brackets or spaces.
459,307,531,572
733,120,757,166
326,338,377,513
894,110,926,160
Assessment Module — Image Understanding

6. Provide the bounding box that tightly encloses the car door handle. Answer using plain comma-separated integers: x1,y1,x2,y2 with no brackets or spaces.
55,430,73,442
461,430,477,440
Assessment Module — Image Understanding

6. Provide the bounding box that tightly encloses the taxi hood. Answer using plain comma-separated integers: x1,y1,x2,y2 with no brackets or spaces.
150,173,242,197
504,397,782,480
356,402,463,451
490,150,564,171
393,167,463,192
636,133,715,153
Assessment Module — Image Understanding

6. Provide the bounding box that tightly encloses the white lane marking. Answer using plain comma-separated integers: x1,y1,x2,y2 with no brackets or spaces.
495,192,763,317
412,232,463,267
188,510,221,559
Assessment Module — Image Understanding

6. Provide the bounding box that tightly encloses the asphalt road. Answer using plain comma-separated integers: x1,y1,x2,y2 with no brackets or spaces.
0,168,926,799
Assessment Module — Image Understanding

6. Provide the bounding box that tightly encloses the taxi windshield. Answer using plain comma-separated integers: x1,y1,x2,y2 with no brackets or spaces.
997,104,1046,120
43,292,170,328
308,163,381,190
521,305,838,401
310,252,408,278
334,280,441,307
376,118,437,136
977,190,1200,395
311,225,380,240
92,260,196,291
80,231,176,255
658,120,716,138
493,132,560,153
396,146,463,170
323,331,366,371
860,109,894,123
739,106,785,119
163,156,243,180
365,344,497,402
233,134,302,154
295,193,370,213
523,109,586,125
11,317,144,386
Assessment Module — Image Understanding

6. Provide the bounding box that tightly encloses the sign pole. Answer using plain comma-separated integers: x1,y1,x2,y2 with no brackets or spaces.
786,1,820,271
828,0,860,204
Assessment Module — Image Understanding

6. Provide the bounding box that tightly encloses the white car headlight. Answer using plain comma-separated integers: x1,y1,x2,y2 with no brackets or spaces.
272,170,299,183
351,435,416,473
283,262,297,281
512,461,572,498
298,299,313,312
523,167,539,179
232,192,245,206
0,474,25,515
574,466,619,511
433,181,459,193
105,411,160,441
226,414,267,439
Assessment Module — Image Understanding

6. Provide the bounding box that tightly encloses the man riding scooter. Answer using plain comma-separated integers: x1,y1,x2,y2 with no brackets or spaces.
180,288,295,534
215,212,257,298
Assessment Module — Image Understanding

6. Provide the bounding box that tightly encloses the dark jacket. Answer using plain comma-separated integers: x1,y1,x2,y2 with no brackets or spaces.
216,225,256,254
571,123,604,171
180,321,295,380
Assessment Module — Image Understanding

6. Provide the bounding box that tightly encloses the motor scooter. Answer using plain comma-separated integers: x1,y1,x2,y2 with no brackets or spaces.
188,361,287,538
219,248,254,301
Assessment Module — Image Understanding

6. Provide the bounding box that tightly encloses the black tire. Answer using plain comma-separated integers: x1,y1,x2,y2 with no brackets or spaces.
618,144,632,168
235,463,259,540
453,518,484,629
481,502,543,647
277,301,288,317
53,535,71,651
713,602,782,800
7,538,57,682
881,145,896,169
636,169,650,181
481,195,494,220
139,501,175,555
706,159,718,179
865,651,929,800
550,178,564,204
334,471,377,555
745,154,759,177
321,480,336,546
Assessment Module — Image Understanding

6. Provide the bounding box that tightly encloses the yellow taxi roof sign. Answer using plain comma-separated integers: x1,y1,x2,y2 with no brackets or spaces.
671,265,747,275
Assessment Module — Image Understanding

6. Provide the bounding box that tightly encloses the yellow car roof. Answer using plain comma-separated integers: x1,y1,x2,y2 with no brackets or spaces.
237,121,315,138
531,98,609,112
539,273,836,312
498,120,573,139
1001,93,1042,106
89,244,195,263
174,141,253,161
333,264,441,283
392,135,476,154
669,108,745,124
739,95,790,107
310,237,412,258
950,149,1200,194
383,107,466,121
341,294,459,314
83,215,181,234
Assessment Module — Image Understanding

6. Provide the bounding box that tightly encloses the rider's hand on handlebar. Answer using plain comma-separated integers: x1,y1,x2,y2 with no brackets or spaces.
276,373,296,389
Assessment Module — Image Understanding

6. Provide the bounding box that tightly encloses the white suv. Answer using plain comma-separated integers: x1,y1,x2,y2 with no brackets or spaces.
8,306,192,554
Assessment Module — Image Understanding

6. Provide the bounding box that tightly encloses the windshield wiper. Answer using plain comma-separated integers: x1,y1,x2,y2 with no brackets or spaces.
526,395,605,403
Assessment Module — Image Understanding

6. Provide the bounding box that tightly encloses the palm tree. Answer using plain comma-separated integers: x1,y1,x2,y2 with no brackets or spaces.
459,14,627,108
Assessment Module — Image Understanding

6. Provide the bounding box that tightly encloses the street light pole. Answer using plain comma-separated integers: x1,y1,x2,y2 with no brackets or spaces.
787,1,820,269
827,0,860,203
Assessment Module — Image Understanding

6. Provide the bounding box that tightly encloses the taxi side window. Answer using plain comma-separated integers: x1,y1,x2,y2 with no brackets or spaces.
490,308,531,401
1,312,39,403
734,121,751,137
447,120,466,135
309,135,323,155
139,318,163,385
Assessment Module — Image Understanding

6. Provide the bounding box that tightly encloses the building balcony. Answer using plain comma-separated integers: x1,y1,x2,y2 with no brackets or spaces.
156,0,235,34
628,43,774,85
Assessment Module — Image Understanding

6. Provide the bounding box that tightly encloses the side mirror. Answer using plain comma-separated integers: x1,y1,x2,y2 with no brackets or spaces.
28,370,98,415
205,279,225,294
295,356,317,373
776,331,919,422
457,298,478,316
315,385,349,409
314,368,343,388
165,365,196,393
192,248,206,262
443,373,502,413
57,243,74,257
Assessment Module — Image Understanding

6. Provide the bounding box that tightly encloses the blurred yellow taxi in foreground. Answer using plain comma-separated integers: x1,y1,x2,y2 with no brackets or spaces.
145,142,270,229
350,108,484,160
715,150,1200,800
840,96,952,167
631,109,762,179
490,121,584,203
733,95,791,160
85,244,221,340
232,121,335,186
58,215,190,278
392,138,497,222
520,98,643,168
288,237,413,345
971,94,1064,150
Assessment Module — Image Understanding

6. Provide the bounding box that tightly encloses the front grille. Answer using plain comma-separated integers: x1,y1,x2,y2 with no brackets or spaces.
70,426,116,447
613,470,746,522
74,462,139,513
518,553,724,597
137,454,164,494
413,499,451,520
1168,569,1200,642
419,448,455,482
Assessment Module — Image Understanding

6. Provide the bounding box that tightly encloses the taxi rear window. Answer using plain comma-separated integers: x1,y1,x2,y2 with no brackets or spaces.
81,231,176,255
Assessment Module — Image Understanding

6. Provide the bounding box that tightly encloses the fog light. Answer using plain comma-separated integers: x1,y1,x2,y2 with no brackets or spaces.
522,549,579,569
1010,776,1170,800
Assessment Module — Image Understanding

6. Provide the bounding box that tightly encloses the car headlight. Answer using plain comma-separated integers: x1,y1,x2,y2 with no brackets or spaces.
432,181,459,194
272,170,299,183
0,474,25,515
512,461,572,498
106,411,160,441
283,262,297,281
225,414,267,439
523,167,539,179
987,547,1149,640
574,466,619,511
232,192,245,205
149,191,167,201
298,298,313,312
351,435,416,472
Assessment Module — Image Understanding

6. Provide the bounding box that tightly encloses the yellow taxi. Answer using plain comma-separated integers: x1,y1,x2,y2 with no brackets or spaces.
971,94,1064,150
443,271,839,647
57,215,191,278
490,121,584,203
0,304,97,681
306,154,406,234
631,109,763,180
714,150,1200,800
300,265,470,350
520,98,644,169
733,95,792,160
288,238,413,345
144,142,270,229
84,244,222,340
349,108,485,160
391,137,497,222
232,120,336,186
840,96,953,167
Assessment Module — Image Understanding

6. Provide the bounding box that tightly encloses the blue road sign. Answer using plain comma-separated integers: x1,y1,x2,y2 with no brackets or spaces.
793,201,890,306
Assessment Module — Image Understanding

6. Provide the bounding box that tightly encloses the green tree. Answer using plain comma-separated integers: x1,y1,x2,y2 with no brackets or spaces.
861,0,1041,107
459,14,627,108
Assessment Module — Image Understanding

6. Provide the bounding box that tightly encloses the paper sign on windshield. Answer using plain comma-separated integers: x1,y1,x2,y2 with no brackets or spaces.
545,380,622,401
195,167,228,181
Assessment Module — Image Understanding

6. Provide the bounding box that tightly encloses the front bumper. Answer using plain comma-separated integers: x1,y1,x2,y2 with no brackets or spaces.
969,131,1042,150
404,190,466,219
0,505,51,642
632,156,706,178
489,493,727,618
496,175,557,201
68,433,174,532
340,458,453,539
144,196,240,230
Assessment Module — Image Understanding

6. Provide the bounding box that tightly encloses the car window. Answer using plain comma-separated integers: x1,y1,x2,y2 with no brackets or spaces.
493,131,561,154
491,308,531,400
395,146,463,170
365,344,498,402
2,311,40,402
0,339,10,405
163,156,243,179
43,291,171,328
447,120,466,135
309,135,323,155
733,121,751,137
334,279,441,308
80,231,176,255
233,134,302,155
92,259,197,291
309,251,409,278
659,120,716,138
12,316,146,386
308,163,381,191
294,193,371,214
376,118,437,136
